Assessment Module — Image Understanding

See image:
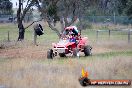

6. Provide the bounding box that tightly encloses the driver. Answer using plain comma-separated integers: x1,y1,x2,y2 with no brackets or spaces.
69,26,79,42
63,26,79,42
72,26,78,36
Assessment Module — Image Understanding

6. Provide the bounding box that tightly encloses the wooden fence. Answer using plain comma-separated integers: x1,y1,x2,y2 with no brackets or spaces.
96,29,132,43
1,29,132,44
1,31,18,42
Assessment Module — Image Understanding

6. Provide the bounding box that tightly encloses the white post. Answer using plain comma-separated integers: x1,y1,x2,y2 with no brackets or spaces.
33,30,37,45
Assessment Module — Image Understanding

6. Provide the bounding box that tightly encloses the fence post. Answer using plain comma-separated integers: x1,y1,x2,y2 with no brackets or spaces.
96,30,99,42
108,30,111,39
7,31,10,42
128,29,130,43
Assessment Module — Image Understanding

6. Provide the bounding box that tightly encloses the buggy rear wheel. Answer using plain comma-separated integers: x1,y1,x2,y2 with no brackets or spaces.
84,45,92,56
47,49,54,59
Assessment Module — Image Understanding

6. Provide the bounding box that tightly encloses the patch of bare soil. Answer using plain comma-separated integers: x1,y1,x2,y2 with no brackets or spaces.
0,40,132,59
0,44,112,59
0,45,47,59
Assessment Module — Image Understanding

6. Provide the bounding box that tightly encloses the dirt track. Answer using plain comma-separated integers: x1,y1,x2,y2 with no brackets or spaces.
0,45,109,59
0,41,132,59
0,46,46,59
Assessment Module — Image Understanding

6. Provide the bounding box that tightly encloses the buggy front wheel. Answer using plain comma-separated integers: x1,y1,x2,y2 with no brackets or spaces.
84,46,92,56
47,49,54,59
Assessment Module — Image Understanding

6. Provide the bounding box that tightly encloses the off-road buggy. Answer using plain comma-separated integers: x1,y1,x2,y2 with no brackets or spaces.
47,26,92,59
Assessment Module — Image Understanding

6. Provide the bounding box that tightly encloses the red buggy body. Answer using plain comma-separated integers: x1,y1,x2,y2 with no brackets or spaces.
47,26,92,59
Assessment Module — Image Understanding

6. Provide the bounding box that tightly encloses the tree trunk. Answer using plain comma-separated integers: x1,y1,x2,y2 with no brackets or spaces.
18,22,25,41
17,0,25,41
60,18,65,33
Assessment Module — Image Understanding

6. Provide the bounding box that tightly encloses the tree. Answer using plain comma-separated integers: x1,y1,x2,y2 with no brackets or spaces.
35,0,94,37
98,0,120,16
18,0,120,40
0,0,13,15
124,0,132,19
117,0,127,15
117,0,132,19
17,0,38,41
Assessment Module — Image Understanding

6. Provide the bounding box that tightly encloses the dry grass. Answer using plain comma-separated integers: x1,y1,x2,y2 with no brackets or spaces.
0,56,132,88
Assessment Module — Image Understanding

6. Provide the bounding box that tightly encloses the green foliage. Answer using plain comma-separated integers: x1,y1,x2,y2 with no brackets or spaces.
0,0,13,15
48,5,57,16
118,0,127,15
48,4,60,22
118,0,132,19
125,0,132,19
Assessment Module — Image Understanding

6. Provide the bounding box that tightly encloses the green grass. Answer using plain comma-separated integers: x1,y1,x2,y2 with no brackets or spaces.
0,23,59,42
0,23,131,44
37,50,132,66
